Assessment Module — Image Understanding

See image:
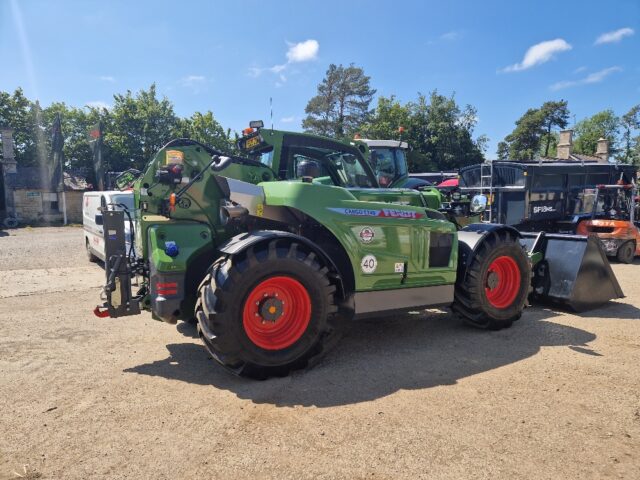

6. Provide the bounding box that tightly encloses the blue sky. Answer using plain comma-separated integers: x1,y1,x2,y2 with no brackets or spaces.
1,0,638,157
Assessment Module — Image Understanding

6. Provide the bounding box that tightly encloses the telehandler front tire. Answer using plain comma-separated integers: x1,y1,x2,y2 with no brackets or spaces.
196,240,340,379
453,231,530,330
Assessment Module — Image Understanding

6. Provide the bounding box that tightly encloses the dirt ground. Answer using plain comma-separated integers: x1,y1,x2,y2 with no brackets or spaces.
0,226,639,479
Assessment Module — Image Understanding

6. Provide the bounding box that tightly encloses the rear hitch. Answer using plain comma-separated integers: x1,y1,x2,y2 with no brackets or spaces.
93,305,111,318
97,209,141,318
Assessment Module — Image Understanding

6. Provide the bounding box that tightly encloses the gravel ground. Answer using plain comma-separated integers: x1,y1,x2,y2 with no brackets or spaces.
0,226,639,479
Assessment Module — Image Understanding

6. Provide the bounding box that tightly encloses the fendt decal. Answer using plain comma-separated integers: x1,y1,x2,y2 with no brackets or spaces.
329,207,424,219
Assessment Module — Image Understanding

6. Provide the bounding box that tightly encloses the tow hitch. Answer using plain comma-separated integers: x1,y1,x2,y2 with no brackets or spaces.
94,209,141,318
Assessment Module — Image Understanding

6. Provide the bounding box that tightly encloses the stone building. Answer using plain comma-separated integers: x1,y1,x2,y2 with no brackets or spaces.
1,127,90,227
540,129,609,163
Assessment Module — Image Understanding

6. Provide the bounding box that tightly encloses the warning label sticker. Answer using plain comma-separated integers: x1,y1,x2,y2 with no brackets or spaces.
166,149,184,165
359,227,375,243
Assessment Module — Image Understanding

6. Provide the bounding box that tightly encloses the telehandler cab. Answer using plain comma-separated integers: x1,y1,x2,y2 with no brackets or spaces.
95,122,622,379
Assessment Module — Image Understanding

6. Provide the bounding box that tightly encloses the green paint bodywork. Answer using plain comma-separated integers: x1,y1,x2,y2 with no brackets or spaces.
261,181,457,290
130,129,464,321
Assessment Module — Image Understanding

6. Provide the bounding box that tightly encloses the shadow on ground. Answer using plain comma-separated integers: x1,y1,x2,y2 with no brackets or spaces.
125,306,599,407
571,300,640,320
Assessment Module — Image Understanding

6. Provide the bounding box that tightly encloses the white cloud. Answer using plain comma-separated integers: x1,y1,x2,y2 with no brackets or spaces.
180,75,207,93
180,75,205,87
501,38,572,72
269,64,287,74
550,66,622,90
440,31,460,41
249,39,319,84
583,66,623,83
280,116,295,123
573,66,587,74
86,100,110,110
595,27,634,45
286,39,319,63
99,75,115,82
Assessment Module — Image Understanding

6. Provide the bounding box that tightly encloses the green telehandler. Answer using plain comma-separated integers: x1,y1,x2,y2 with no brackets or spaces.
95,121,623,379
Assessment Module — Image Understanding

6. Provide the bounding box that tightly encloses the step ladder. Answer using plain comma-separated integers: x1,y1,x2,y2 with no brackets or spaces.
479,161,493,223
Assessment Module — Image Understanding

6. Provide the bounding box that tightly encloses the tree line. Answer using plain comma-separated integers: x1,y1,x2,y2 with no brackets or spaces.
303,64,640,167
496,100,640,163
1,64,639,182
0,84,234,182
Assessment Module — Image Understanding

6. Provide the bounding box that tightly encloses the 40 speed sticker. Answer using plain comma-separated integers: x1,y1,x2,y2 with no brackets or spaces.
361,254,378,274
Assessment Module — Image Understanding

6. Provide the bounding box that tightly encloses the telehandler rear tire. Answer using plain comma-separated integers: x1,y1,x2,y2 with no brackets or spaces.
196,239,340,379
453,231,530,330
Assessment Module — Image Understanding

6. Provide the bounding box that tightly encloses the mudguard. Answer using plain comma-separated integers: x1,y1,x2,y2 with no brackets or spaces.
217,230,347,298
456,223,522,282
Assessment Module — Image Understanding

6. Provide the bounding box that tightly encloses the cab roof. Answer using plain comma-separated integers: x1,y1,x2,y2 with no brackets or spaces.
358,139,408,149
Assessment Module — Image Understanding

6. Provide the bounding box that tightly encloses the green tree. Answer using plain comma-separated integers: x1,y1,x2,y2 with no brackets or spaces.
42,102,101,173
501,100,571,160
620,105,640,165
539,100,570,157
360,92,486,171
0,88,35,166
302,64,376,138
496,141,510,161
106,84,178,171
173,111,234,153
503,108,545,160
573,109,620,156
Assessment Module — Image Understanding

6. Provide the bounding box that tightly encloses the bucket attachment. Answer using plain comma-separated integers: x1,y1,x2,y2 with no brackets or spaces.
520,233,624,312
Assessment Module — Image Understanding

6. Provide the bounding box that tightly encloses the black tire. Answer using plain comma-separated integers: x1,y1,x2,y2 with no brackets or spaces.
453,231,531,330
86,239,99,263
196,239,341,379
616,241,635,264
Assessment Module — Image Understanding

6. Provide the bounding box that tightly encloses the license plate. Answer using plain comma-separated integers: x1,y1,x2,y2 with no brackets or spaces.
244,136,260,150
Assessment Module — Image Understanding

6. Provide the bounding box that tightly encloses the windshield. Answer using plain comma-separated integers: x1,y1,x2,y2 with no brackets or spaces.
286,144,376,188
369,148,407,187
594,188,633,219
259,148,274,168
111,194,135,211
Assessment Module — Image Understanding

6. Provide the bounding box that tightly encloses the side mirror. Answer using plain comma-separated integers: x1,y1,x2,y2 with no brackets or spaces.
470,194,488,213
95,214,103,226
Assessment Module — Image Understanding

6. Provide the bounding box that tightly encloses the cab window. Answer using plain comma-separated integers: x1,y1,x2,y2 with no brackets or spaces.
284,144,375,188
259,148,274,168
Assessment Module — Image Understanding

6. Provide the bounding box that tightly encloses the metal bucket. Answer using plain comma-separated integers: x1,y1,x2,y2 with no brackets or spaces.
520,233,624,312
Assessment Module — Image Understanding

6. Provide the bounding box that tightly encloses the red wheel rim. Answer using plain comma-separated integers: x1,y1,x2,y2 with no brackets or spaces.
242,276,312,350
485,256,521,309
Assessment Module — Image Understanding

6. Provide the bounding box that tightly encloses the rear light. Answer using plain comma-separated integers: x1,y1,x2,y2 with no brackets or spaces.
156,282,178,296
242,127,254,136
